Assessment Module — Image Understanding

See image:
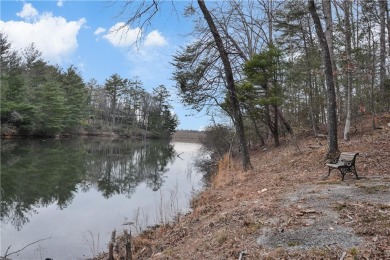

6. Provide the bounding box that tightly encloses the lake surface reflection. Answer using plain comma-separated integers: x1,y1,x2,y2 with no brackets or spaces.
1,138,203,259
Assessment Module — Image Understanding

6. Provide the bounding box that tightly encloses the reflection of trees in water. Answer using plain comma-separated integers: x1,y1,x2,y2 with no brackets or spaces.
1,139,84,230
85,139,175,197
0,138,175,230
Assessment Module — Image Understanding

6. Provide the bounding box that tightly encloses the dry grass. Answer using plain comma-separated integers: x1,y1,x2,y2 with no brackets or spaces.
92,114,390,260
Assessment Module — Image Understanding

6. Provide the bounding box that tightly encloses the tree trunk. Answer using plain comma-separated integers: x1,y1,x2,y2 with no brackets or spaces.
368,21,377,130
343,0,353,141
322,0,341,121
309,0,339,160
272,104,279,147
197,0,252,171
276,107,293,135
302,21,318,136
379,0,386,110
386,1,390,55
251,117,265,147
354,1,359,50
112,90,117,126
268,0,273,44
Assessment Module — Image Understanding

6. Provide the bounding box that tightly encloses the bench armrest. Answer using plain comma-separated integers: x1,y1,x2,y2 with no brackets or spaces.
325,158,339,165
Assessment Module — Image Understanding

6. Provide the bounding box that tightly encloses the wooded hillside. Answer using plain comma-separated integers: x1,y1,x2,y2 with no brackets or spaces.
111,0,390,169
0,38,178,138
2,0,389,148
93,113,390,260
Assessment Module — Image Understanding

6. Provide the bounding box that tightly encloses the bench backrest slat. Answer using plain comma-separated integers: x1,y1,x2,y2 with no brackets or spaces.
340,155,355,160
339,152,359,162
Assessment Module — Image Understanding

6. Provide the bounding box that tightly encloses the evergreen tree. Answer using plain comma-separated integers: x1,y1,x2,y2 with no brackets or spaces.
104,74,128,126
149,85,179,137
243,45,284,146
0,33,36,133
35,81,67,135
61,66,88,129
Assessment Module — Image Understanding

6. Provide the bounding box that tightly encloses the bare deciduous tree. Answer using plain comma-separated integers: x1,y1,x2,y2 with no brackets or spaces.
343,0,353,141
308,0,339,159
197,0,252,171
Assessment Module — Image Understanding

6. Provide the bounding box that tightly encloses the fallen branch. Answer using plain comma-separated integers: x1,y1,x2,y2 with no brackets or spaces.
238,250,247,260
177,152,184,160
4,237,52,258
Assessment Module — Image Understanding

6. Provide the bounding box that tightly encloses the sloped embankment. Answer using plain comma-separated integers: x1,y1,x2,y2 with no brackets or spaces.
94,116,390,259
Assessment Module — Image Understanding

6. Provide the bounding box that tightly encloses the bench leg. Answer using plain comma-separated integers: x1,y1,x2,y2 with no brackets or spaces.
339,168,347,181
327,167,334,177
328,167,344,180
351,165,359,179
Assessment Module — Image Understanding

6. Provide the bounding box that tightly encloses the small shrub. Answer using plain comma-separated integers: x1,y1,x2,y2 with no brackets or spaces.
348,247,358,258
215,231,228,245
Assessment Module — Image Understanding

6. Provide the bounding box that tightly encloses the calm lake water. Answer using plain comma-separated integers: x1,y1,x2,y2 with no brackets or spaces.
1,138,203,259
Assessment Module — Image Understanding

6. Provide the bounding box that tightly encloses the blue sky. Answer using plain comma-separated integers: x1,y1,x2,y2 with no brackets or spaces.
0,0,211,130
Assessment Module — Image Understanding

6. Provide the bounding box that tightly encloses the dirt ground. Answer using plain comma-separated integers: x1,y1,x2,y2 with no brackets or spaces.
94,114,390,260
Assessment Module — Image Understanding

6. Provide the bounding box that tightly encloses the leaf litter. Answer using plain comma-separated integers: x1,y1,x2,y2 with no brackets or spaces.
92,115,390,259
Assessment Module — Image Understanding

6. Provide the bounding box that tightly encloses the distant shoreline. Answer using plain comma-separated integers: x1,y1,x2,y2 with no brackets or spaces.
1,129,206,142
171,130,205,143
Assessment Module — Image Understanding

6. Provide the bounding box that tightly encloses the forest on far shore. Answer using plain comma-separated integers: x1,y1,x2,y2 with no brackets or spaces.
2,0,390,153
0,34,179,139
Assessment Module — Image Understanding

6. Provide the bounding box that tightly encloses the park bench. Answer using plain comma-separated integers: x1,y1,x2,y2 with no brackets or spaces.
325,152,359,181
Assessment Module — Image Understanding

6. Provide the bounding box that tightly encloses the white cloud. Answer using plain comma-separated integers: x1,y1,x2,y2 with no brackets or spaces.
16,3,38,19
94,27,106,35
102,24,167,49
144,30,167,47
125,44,173,88
0,3,86,64
57,0,64,7
103,22,141,47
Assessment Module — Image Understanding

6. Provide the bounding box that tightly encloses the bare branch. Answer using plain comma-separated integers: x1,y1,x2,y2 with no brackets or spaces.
4,237,52,258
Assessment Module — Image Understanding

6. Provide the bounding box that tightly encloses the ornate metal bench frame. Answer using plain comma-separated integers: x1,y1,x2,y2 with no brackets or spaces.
325,152,359,181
